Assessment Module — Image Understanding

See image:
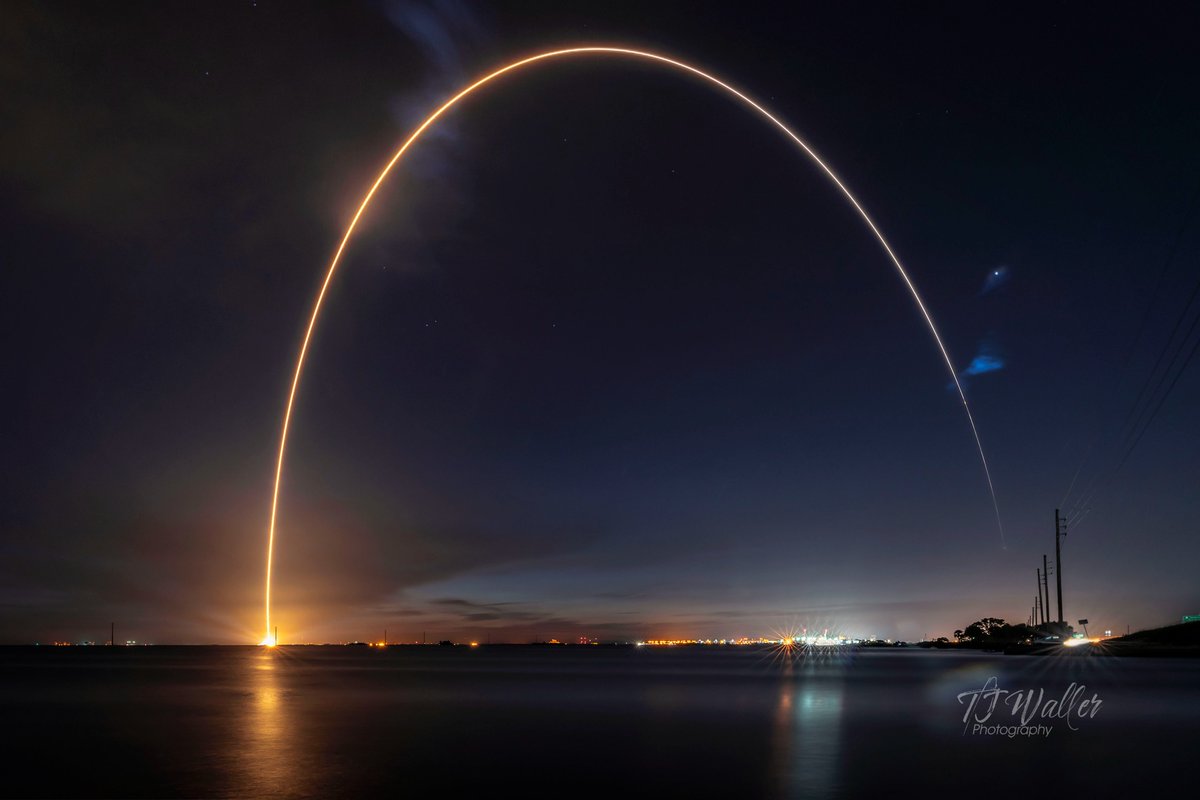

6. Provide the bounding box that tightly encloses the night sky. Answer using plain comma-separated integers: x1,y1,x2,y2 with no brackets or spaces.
3,1,1198,644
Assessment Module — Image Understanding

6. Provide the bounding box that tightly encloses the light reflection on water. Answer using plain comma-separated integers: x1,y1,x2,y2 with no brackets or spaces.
771,660,844,799
232,649,294,797
0,646,1196,798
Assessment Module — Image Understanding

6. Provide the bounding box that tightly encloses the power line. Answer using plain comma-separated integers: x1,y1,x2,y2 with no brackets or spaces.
1115,322,1200,471
1113,277,1200,454
1060,187,1200,510
1068,506,1093,533
1068,278,1200,514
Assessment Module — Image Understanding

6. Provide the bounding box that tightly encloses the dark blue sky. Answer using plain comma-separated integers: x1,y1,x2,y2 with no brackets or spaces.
2,1,1198,643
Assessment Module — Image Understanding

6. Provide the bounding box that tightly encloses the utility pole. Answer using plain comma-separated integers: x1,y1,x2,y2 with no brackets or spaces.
1036,569,1044,624
1055,509,1067,623
1042,554,1051,626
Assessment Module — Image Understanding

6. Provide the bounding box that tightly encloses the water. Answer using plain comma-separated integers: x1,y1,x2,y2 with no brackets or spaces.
0,645,1194,798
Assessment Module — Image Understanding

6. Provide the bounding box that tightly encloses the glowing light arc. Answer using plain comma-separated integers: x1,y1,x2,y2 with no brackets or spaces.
261,46,1005,644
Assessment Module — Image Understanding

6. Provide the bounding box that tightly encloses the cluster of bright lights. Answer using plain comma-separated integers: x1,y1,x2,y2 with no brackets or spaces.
787,635,856,646
638,638,773,646
1063,636,1103,648
637,634,857,647
363,640,480,647
45,640,156,646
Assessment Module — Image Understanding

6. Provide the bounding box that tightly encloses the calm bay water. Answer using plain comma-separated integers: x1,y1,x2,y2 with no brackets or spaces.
0,645,1195,798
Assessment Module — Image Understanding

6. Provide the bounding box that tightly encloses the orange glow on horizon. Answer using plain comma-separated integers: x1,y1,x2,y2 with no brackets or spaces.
260,45,1005,644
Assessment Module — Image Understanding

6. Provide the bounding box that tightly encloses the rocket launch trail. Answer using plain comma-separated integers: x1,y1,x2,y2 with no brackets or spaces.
259,46,1005,645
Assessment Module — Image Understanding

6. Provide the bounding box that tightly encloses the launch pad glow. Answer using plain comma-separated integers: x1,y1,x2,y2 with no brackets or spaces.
259,46,1005,645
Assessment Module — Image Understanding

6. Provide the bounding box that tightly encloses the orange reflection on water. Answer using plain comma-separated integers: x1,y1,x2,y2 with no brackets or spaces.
232,648,294,797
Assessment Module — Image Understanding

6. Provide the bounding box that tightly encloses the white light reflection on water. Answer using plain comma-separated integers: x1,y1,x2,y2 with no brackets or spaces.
771,661,844,800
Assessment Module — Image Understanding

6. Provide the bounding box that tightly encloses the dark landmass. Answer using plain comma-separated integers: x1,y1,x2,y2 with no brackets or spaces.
1101,620,1200,657
1002,620,1200,657
1114,620,1200,645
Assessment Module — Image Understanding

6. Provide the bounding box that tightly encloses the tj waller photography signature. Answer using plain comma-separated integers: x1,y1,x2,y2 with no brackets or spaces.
957,676,1103,737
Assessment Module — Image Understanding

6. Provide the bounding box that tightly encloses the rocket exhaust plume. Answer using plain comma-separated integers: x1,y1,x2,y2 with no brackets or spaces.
259,46,1005,644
